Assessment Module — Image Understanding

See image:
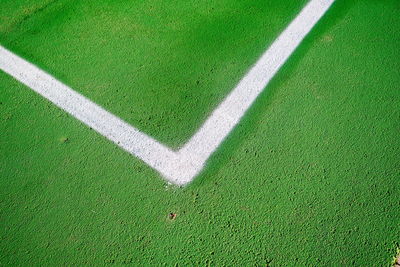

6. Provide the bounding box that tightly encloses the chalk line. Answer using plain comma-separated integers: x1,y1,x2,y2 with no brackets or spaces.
0,0,334,185
180,0,334,162
0,46,193,185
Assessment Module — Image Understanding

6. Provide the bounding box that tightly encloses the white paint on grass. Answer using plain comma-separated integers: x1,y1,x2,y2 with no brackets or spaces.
0,46,197,185
0,0,334,185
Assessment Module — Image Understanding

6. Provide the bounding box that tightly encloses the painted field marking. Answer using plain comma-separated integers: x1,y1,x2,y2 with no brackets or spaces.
0,0,334,185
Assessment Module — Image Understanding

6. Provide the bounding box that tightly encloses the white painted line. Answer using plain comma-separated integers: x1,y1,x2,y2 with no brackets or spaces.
0,0,334,185
180,0,335,163
0,47,191,185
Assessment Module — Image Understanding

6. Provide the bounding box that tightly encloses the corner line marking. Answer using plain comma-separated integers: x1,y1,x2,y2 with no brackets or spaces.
0,0,335,185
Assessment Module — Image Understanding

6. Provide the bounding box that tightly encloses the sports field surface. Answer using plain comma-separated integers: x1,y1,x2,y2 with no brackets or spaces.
1,0,399,265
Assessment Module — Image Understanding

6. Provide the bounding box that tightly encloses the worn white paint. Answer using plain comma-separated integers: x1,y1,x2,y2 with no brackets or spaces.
0,0,334,185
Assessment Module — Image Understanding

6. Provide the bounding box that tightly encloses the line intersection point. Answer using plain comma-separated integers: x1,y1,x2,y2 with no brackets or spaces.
0,0,335,185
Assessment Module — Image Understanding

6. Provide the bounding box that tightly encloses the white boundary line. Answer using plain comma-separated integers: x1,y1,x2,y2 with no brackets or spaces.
0,0,334,185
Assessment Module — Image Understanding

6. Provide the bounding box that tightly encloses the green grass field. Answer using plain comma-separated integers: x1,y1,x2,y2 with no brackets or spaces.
0,0,308,147
1,0,399,265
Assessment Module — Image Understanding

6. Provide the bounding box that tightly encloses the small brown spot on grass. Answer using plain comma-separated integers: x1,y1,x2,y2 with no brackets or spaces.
393,249,400,267
168,213,177,220
322,34,334,43
59,137,69,143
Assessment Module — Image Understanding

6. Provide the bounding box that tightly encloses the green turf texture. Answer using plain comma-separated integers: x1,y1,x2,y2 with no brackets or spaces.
0,0,307,148
1,0,400,266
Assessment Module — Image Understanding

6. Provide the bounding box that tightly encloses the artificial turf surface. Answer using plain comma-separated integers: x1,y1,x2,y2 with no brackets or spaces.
0,0,307,147
1,0,400,265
